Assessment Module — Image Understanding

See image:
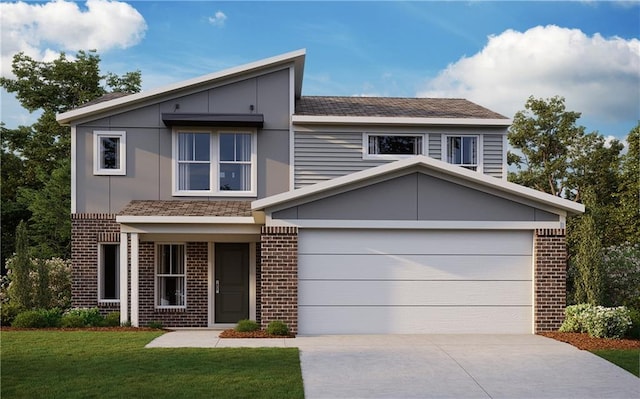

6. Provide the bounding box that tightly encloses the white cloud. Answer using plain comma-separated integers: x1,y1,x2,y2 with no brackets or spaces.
417,25,640,125
208,11,227,27
1,0,147,77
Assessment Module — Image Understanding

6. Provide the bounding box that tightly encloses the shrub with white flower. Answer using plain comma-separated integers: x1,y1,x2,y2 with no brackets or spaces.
560,304,632,339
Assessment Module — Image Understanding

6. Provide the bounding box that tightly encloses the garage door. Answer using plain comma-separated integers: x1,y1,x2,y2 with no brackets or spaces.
298,229,533,334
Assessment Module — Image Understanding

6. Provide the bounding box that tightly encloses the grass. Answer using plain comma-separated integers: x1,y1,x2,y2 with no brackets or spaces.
1,330,304,399
591,349,640,377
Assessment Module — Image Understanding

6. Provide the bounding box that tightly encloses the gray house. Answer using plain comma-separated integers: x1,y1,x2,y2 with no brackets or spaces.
57,49,583,334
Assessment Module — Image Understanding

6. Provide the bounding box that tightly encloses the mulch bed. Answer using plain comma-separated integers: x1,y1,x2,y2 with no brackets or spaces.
538,332,640,350
219,329,294,338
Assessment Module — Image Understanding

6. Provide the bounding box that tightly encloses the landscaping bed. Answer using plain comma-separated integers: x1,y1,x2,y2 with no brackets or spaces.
539,332,640,350
219,328,295,338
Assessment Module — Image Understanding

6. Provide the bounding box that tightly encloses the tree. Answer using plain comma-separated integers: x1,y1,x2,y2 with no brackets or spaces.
617,124,640,244
8,221,33,310
572,194,604,305
0,51,141,262
508,95,585,198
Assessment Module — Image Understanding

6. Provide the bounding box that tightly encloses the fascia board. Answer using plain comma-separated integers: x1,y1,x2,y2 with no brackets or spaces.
57,49,306,125
291,115,512,127
251,155,585,215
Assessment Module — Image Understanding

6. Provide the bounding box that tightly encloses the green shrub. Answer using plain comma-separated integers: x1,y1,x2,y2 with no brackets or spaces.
148,320,163,329
11,308,62,328
560,304,632,338
266,320,289,336
235,319,260,332
1,302,21,326
61,313,85,328
63,307,104,327
104,312,121,327
625,308,640,339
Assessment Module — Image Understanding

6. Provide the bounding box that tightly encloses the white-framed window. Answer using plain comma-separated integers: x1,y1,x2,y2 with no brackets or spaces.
172,129,257,196
363,133,425,159
156,244,186,308
93,131,126,175
444,135,479,171
98,244,120,302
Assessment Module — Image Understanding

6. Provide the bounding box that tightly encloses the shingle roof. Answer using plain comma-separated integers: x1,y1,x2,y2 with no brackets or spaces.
79,92,131,108
295,96,508,119
118,200,252,217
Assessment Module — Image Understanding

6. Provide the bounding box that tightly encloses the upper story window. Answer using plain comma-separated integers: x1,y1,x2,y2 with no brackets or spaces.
94,131,126,175
173,129,256,196
364,133,425,159
445,135,478,171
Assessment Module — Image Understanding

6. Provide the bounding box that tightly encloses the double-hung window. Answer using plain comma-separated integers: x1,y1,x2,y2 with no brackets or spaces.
173,130,256,196
446,135,478,170
156,244,186,308
364,134,425,159
98,244,119,302
94,131,126,175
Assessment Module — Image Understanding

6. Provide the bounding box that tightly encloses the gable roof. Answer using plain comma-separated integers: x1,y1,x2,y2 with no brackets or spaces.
252,155,585,216
296,96,508,119
57,49,306,125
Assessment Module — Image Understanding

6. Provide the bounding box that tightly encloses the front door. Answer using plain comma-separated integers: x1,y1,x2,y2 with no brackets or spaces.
214,243,249,323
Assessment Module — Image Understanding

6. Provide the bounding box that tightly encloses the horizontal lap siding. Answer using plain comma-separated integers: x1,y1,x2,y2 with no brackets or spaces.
483,134,503,178
294,132,385,188
298,229,533,334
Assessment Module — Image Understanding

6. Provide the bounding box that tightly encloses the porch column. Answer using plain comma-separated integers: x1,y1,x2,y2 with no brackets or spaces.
119,233,128,324
130,232,139,327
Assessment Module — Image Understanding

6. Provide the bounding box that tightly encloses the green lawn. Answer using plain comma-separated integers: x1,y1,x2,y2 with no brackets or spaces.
1,330,304,399
591,349,640,377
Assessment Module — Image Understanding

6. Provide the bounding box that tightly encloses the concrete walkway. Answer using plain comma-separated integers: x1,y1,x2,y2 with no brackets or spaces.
146,331,640,399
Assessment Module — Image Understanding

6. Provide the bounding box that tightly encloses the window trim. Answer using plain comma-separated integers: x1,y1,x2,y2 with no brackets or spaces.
363,133,426,160
155,243,187,309
172,128,257,197
442,134,482,171
98,243,120,303
93,131,126,175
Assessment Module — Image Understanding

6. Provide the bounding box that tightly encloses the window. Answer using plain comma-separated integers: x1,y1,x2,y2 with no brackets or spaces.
156,244,186,308
365,134,424,159
99,244,119,302
173,130,256,196
94,131,126,175
446,136,478,170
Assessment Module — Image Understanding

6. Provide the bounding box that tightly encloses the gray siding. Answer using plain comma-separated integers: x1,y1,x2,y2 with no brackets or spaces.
75,68,291,213
294,132,385,188
429,134,441,159
273,172,559,222
483,134,504,178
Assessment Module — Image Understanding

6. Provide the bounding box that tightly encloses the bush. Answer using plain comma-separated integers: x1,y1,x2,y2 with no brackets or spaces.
602,243,640,309
266,320,289,336
61,313,85,328
12,308,61,328
104,312,121,327
63,307,104,327
148,321,163,329
235,319,260,332
560,304,632,339
1,302,21,326
626,308,640,339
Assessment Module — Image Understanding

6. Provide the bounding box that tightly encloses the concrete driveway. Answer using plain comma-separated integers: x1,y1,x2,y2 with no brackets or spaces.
147,332,639,398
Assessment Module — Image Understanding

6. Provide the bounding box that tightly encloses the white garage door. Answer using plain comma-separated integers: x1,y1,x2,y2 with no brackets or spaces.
298,229,533,334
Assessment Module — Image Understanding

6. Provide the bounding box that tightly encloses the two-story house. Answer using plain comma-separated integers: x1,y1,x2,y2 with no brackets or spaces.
57,49,583,335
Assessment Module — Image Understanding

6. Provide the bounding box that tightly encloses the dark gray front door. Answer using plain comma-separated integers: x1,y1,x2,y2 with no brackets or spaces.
215,243,249,323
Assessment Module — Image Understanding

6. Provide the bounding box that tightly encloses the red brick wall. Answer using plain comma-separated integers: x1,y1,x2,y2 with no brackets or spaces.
138,241,209,327
260,226,298,334
534,228,567,332
70,214,121,315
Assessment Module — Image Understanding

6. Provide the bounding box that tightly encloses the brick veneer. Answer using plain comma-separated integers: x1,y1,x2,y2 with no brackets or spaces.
260,226,298,334
70,213,121,314
534,228,567,332
138,241,208,327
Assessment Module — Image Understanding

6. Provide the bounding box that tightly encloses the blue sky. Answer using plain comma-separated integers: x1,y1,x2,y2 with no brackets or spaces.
1,1,639,141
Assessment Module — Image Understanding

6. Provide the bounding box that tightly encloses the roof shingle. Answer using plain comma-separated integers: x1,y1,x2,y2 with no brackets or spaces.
118,200,252,217
295,96,508,119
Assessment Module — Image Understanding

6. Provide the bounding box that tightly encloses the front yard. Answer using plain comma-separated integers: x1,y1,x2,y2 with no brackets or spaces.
1,330,304,399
